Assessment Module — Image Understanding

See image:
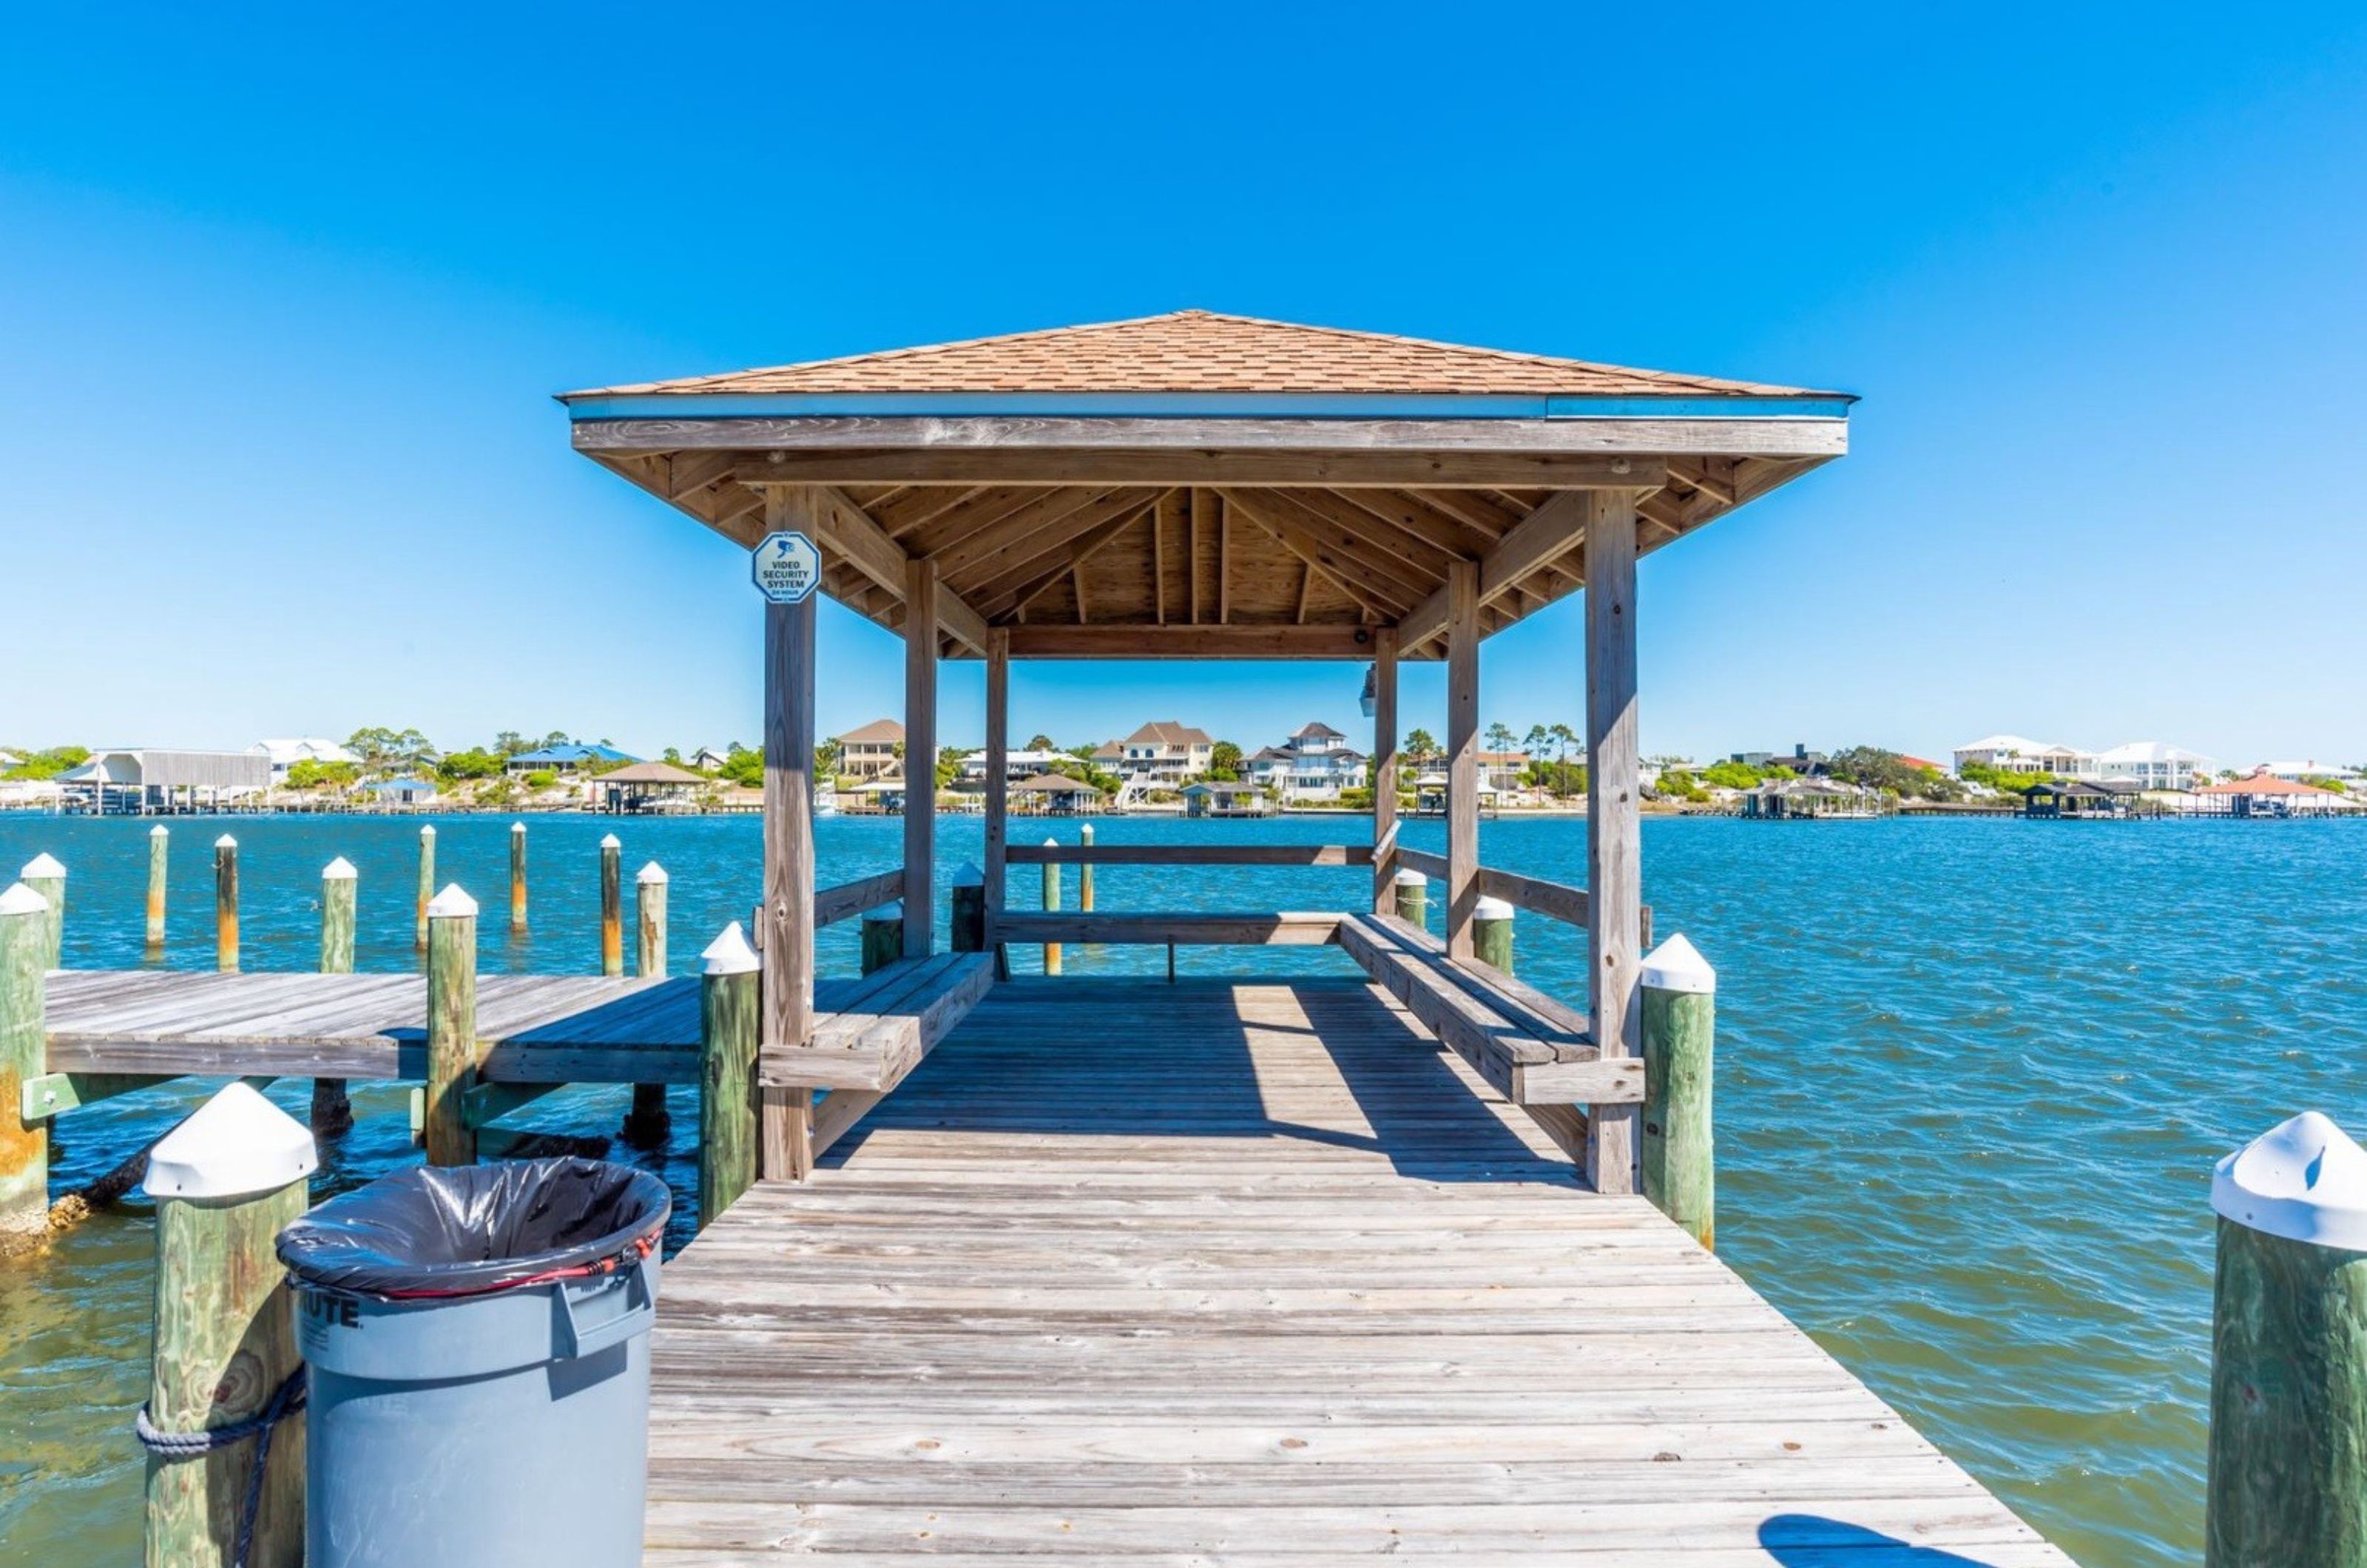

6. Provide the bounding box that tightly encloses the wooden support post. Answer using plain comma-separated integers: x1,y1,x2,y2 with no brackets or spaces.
950,862,986,953
1639,934,1715,1247
20,854,63,971
509,820,528,933
598,834,624,978
1370,629,1399,914
903,555,938,959
311,859,357,1138
141,1084,313,1568
413,824,434,950
1585,490,1644,1195
146,825,169,951
1473,894,1514,976
984,629,1010,981
1445,560,1479,959
1041,840,1062,976
860,905,904,976
422,886,479,1166
0,882,50,1240
622,862,672,1148
2208,1112,2367,1567
1078,823,1095,914
698,924,759,1229
1393,869,1428,930
212,836,239,975
759,486,818,1178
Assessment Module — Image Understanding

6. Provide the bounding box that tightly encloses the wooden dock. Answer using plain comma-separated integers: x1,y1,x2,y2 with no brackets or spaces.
642,976,2075,1565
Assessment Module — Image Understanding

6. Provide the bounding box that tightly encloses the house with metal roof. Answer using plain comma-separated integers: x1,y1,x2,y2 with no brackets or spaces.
503,742,638,774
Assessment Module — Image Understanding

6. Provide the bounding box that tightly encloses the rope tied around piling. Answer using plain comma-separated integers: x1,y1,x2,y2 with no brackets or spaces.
134,1366,306,1568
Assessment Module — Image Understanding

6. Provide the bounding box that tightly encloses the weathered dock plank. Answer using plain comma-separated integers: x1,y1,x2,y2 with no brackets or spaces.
643,976,2074,1566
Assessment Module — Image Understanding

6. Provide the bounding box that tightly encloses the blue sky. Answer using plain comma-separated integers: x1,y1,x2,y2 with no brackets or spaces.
4,5,2364,767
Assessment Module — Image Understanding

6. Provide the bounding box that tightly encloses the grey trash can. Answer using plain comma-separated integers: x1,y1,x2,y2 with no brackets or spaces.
276,1158,671,1567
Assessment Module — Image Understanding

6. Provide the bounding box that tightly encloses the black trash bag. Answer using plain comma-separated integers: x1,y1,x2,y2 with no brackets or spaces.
277,1158,669,1301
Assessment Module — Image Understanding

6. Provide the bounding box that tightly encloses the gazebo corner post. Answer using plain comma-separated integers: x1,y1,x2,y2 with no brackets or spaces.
902,556,939,959
1584,490,1645,1195
1370,628,1399,915
1444,561,1480,959
983,629,1011,981
758,485,820,1180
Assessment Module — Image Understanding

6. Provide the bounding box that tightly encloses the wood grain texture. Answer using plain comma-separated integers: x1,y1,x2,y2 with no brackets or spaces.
0,895,47,1233
902,555,939,957
698,965,757,1229
1445,561,1479,959
1371,628,1399,914
1585,492,1643,1196
762,487,820,1055
641,975,2067,1568
422,902,477,1166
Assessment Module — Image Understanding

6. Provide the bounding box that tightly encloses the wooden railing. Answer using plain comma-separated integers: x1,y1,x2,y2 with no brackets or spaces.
1396,847,1650,945
813,868,905,927
1007,842,1374,868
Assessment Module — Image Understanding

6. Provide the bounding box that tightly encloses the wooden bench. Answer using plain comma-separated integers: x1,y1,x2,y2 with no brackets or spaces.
1336,911,1640,1158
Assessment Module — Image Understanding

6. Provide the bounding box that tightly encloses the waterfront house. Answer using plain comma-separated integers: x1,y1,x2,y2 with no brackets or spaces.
598,759,706,813
832,718,905,780
2255,758,2361,788
1115,720,1214,783
2096,740,2211,789
58,748,270,813
1477,750,1531,791
1010,771,1104,815
1741,776,1888,819
2195,770,2362,818
2022,779,2133,819
1182,780,1275,818
1088,740,1126,770
362,776,438,805
254,737,359,782
504,741,637,776
1246,721,1368,802
958,747,1073,783
689,746,730,771
1951,734,2083,775
1732,743,1829,775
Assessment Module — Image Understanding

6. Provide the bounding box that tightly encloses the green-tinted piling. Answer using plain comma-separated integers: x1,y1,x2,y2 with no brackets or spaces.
1473,893,1513,975
0,883,50,1241
861,904,905,976
422,886,479,1166
1639,933,1715,1248
698,925,760,1229
20,854,64,972
950,862,985,954
2207,1112,2367,1568
1393,868,1427,929
141,1084,314,1567
413,824,435,950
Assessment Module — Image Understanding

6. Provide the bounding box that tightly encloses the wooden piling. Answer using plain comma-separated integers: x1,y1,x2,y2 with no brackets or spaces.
623,862,672,1147
212,837,239,974
698,924,760,1229
1638,934,1715,1248
0,882,50,1241
311,859,357,1138
950,862,985,954
600,833,623,978
146,825,169,950
1078,823,1095,914
1473,893,1513,976
422,886,479,1166
413,824,434,950
1392,868,1427,930
20,854,64,971
1041,840,1062,976
141,1084,314,1568
509,820,528,933
860,905,904,976
2207,1112,2367,1567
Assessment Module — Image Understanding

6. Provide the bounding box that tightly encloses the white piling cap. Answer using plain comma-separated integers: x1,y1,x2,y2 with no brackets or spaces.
323,856,357,880
1640,933,1716,996
511,820,526,832
637,861,669,885
0,882,49,918
1394,868,1428,888
2213,1112,2367,1249
21,852,64,879
952,862,984,888
215,834,238,850
1042,837,1058,848
426,884,479,918
150,824,169,837
144,1082,317,1201
601,833,621,850
1473,895,1514,922
866,901,904,921
419,824,436,837
702,922,760,975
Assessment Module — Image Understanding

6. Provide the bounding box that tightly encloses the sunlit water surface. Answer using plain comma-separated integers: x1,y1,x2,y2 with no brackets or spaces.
4,810,2360,1566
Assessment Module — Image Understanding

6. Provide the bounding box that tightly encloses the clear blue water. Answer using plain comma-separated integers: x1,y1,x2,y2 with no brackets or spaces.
5,809,2362,1565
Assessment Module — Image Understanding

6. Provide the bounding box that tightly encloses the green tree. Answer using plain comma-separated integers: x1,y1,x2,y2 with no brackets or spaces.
285,758,359,791
936,745,966,791
347,726,435,774
662,746,683,765
1698,759,1766,791
438,748,504,781
1549,723,1579,794
1206,740,1244,783
719,746,763,788
1026,734,1057,751
1485,722,1518,756
1523,724,1552,761
3,745,90,780
493,731,529,757
1404,729,1439,766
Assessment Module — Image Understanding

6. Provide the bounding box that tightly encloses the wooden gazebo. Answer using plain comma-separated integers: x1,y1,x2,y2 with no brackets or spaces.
562,309,1851,1192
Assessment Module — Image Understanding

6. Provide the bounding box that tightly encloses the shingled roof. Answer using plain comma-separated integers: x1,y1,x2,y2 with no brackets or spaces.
568,310,1831,400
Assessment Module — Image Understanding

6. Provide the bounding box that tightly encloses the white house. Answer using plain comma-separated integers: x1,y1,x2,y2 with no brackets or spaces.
1115,721,1214,784
959,748,1075,783
2258,759,2362,788
832,719,905,780
2095,740,2212,790
1951,735,2096,777
1246,722,1367,802
254,737,359,782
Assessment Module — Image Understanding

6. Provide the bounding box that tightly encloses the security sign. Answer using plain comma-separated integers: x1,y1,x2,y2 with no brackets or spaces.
752,532,821,604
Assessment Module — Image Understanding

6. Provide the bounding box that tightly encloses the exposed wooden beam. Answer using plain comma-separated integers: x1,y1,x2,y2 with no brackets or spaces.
1394,483,1651,650
957,492,1159,609
1234,487,1456,584
915,487,1112,576
688,447,1702,490
1221,490,1414,619
1004,625,1377,660
780,485,990,655
986,506,1150,624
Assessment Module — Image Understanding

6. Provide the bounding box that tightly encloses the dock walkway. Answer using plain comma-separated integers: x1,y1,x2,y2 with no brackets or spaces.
644,975,2074,1564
